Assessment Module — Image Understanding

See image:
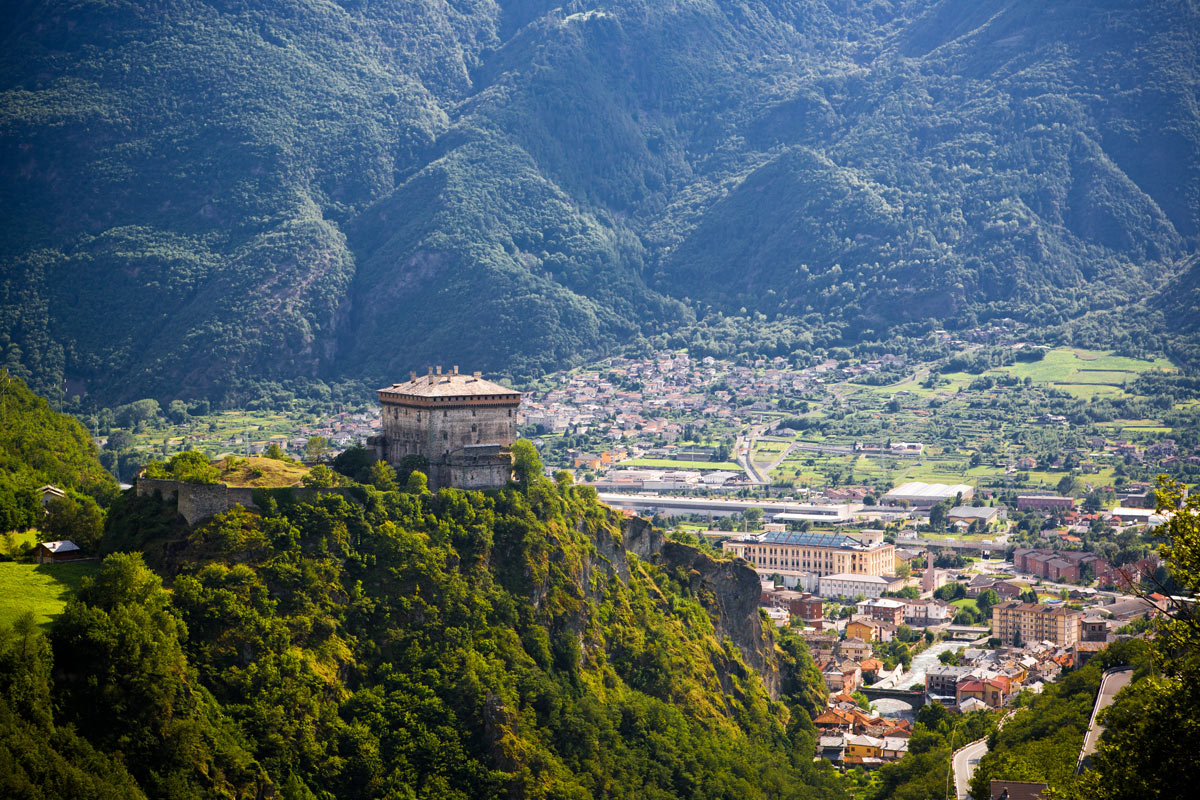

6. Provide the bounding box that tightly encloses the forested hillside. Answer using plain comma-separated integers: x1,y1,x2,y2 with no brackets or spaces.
1,462,847,799
2,0,1198,402
0,371,116,534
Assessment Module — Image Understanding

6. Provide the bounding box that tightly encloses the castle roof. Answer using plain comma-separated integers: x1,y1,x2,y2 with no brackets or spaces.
378,369,521,406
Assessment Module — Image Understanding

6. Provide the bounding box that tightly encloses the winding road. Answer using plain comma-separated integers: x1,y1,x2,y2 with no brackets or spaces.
953,737,989,800
1077,667,1134,772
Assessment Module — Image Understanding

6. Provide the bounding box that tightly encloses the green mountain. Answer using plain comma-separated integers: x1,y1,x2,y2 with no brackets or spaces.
2,1,1197,402
4,465,846,799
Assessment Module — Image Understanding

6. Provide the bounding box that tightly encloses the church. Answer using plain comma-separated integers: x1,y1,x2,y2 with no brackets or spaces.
368,365,522,490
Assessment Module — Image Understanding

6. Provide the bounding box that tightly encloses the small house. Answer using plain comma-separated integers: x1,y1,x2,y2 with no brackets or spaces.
35,540,82,564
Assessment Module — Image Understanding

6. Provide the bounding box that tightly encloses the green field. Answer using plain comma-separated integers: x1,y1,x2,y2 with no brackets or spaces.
0,561,100,628
617,458,744,471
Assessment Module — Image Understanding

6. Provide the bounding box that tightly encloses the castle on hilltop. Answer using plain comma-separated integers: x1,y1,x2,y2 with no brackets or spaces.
368,365,521,490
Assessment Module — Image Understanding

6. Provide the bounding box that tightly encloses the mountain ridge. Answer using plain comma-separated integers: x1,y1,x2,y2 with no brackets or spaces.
1,0,1197,402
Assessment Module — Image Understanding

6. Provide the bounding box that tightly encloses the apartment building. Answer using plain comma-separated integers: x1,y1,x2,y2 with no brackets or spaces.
991,601,1082,647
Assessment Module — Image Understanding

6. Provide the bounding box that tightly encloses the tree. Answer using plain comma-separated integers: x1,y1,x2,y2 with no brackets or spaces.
113,399,160,429
976,589,1000,619
166,399,189,424
104,429,135,451
929,500,950,530
743,506,764,529
305,435,330,463
367,461,398,491
510,439,543,490
1056,474,1078,496
301,464,336,487
405,469,430,495
143,450,219,484
44,493,105,551
265,442,288,461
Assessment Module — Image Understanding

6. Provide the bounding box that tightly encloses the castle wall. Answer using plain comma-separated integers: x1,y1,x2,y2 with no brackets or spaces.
135,478,354,525
136,478,259,525
378,398,518,490
381,402,516,461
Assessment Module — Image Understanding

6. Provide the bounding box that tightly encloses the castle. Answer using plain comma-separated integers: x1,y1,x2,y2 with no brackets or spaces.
368,365,522,490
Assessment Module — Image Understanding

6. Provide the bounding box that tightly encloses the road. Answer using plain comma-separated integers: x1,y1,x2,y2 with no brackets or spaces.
953,738,989,799
952,709,1022,799
1077,667,1134,772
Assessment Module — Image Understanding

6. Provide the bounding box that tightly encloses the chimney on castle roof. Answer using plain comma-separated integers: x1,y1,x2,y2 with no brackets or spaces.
427,366,434,384
410,371,416,382
452,365,459,375
436,365,442,376
473,371,482,380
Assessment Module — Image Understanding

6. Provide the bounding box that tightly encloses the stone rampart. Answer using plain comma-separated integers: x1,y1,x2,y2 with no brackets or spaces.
136,478,361,526
136,478,259,525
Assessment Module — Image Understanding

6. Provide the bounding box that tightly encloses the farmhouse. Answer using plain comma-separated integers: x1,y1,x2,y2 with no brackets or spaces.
35,540,82,564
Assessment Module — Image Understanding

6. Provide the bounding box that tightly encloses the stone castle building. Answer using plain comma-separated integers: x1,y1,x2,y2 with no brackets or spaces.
368,365,522,490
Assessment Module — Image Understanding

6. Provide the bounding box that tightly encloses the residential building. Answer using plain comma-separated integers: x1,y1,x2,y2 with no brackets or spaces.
820,573,894,599
899,598,952,626
957,677,1009,709
1012,548,1112,584
845,617,897,643
823,659,862,693
925,665,971,698
1016,495,1074,512
768,589,824,623
992,602,1083,647
840,637,872,661
858,597,906,625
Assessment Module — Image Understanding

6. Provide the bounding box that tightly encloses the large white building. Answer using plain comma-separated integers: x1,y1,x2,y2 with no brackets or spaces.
723,531,895,589
818,573,893,599
882,481,974,508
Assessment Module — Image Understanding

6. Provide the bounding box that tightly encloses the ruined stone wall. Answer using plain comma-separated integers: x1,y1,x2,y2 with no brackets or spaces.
135,479,356,526
136,478,259,525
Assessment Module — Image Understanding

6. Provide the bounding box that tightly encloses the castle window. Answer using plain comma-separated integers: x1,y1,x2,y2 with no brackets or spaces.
443,410,448,417
471,424,477,432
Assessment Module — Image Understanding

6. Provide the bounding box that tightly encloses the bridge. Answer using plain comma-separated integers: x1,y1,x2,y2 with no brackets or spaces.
859,686,926,709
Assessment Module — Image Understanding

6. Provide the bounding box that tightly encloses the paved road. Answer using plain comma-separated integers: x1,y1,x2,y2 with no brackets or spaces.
1077,667,1134,772
953,738,989,799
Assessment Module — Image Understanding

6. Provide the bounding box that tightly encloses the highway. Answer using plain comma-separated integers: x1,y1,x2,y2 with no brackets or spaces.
1077,667,1134,772
597,493,854,519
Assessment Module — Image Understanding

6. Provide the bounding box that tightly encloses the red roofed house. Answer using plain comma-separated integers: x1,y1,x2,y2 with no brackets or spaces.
957,677,1009,709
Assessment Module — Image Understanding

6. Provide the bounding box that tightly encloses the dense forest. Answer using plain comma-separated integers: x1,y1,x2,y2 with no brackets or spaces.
0,372,116,539
2,0,1198,403
0,381,849,799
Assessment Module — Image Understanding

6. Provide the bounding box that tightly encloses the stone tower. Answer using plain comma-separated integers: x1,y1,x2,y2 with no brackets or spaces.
368,366,521,490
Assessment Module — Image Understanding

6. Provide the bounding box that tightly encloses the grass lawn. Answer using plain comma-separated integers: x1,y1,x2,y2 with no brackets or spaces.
217,455,311,487
1,530,41,557
0,560,100,628
618,458,743,471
